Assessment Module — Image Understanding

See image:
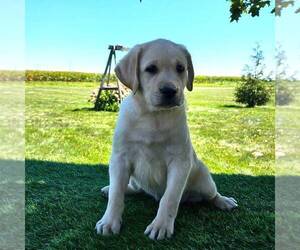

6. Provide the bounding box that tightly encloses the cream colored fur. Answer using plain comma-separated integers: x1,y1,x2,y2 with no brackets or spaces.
95,39,237,240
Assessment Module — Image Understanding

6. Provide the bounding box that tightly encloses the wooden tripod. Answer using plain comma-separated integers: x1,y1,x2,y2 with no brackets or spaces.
94,45,127,110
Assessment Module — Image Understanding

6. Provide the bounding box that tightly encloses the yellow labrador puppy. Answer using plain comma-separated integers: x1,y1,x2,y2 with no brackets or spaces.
95,39,237,240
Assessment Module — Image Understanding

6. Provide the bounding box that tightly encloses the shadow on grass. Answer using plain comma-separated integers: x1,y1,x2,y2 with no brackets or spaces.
0,159,24,250
71,107,119,113
71,107,97,112
24,159,277,249
219,104,244,109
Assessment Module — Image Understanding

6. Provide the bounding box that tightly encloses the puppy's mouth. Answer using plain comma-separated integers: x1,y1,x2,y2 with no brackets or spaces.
153,96,183,109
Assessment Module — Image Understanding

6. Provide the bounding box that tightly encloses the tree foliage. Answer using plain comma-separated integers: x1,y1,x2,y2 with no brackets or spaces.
229,0,300,22
275,45,295,105
139,1,300,22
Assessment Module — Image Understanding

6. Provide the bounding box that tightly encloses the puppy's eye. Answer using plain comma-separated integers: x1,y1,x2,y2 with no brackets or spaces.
176,64,185,73
145,64,158,74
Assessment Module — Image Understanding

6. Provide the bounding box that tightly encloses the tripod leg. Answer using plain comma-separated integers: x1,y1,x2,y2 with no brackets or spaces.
116,80,122,102
94,49,114,110
113,51,122,102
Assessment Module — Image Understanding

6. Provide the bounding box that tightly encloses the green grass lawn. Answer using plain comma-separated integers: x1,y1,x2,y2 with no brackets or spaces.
25,81,275,249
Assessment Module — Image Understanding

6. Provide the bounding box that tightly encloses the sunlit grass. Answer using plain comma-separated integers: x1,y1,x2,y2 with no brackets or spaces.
25,81,275,249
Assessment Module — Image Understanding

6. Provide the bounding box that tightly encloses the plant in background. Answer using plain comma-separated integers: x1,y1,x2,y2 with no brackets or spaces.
89,85,131,112
0,70,24,81
235,44,271,107
89,90,120,112
193,75,242,85
275,45,295,106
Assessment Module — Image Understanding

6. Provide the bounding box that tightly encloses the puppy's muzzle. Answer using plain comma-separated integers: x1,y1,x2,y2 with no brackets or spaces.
158,83,180,107
159,84,178,98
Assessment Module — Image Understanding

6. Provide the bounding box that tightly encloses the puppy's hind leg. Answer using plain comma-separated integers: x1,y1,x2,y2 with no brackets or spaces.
101,178,142,198
187,156,238,211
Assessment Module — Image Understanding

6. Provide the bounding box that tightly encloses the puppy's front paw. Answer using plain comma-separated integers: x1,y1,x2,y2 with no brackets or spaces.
213,193,238,211
101,185,109,198
95,214,121,235
144,216,174,240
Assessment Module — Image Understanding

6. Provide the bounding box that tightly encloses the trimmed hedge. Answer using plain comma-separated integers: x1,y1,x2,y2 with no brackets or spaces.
0,70,25,81
194,75,241,84
0,70,242,83
25,70,118,82
0,70,115,82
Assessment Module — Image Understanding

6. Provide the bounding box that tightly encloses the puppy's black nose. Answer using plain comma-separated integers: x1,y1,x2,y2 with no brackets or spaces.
159,84,178,98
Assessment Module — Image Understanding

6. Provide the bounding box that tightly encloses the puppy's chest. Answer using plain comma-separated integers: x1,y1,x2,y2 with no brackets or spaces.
119,113,188,198
129,143,168,198
128,117,173,144
125,119,174,184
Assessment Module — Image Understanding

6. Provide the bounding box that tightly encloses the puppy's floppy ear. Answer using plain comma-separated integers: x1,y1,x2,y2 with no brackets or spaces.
115,45,142,94
179,45,194,91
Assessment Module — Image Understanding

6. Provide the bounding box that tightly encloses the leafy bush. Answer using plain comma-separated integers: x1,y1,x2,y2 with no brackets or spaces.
89,86,131,112
276,83,294,106
235,78,271,107
275,46,295,106
235,44,271,107
91,90,120,112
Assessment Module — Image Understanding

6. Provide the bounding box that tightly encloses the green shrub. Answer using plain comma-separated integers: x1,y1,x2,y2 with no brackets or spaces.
275,46,295,106
235,44,271,107
235,78,271,107
276,83,294,106
92,90,120,112
89,85,131,112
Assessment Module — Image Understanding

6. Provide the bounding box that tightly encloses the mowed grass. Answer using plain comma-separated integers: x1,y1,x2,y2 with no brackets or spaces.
25,82,275,249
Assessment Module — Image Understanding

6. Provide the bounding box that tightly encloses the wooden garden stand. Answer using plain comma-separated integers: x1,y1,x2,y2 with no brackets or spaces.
94,45,128,110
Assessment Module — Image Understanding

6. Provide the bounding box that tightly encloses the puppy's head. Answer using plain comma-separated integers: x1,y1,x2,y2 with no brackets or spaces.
115,39,194,111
